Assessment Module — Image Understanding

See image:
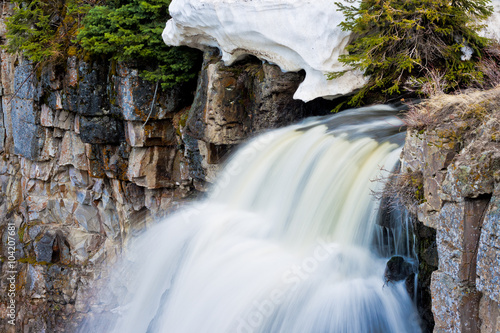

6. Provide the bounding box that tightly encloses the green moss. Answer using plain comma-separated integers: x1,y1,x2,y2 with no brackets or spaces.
19,256,54,266
179,109,189,128
255,68,266,82
3,0,94,65
17,223,27,242
67,46,78,57
18,257,36,265
218,65,245,76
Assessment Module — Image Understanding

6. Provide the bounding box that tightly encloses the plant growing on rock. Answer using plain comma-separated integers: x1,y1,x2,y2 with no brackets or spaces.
4,0,96,64
77,0,201,89
4,0,201,89
375,170,426,214
331,0,494,106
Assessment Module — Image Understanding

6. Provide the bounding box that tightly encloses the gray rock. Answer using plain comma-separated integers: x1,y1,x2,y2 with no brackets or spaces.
69,167,89,187
182,133,205,181
0,127,5,153
75,61,111,117
436,202,465,281
477,188,500,303
74,204,100,233
97,200,120,240
79,116,125,144
28,225,42,241
1,218,24,260
34,233,56,263
0,100,4,152
27,264,46,298
11,99,44,159
53,110,74,130
77,189,92,205
59,131,88,170
112,63,185,121
46,90,63,111
13,59,35,100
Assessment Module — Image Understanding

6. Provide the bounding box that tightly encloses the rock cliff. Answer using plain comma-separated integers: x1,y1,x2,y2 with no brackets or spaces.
401,87,500,332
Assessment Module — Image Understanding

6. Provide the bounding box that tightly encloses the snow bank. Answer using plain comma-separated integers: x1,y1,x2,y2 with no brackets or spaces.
162,0,367,102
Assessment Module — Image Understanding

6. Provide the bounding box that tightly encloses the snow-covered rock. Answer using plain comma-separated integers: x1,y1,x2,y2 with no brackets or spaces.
162,0,368,102
162,0,500,102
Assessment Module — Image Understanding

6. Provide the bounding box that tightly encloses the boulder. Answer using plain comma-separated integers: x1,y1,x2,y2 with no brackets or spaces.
384,256,416,283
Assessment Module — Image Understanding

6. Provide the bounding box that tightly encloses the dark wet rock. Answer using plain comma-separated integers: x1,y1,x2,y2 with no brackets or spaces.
79,116,125,144
34,233,56,263
187,51,308,145
74,61,111,117
111,62,189,121
384,256,416,283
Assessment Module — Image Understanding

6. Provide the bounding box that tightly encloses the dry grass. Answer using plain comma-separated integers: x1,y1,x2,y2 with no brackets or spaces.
421,69,448,97
402,42,500,130
373,169,425,214
402,86,500,130
403,102,438,129
476,42,500,89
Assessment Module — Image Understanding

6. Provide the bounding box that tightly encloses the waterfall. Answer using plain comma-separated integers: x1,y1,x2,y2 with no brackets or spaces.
83,105,421,333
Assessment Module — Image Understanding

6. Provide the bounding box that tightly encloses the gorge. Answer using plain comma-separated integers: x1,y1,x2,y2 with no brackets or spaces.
0,0,499,332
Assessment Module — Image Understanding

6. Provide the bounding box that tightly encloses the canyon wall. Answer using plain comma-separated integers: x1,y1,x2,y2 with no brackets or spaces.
402,88,500,332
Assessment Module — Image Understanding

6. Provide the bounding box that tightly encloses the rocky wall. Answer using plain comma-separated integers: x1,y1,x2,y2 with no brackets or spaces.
401,87,500,332
0,54,197,332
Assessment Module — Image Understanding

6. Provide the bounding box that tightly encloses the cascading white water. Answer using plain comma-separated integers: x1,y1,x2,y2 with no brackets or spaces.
84,105,421,333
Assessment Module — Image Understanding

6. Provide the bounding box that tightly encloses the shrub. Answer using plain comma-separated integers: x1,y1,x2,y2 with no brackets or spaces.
331,0,494,106
77,0,201,89
4,0,201,89
4,0,94,64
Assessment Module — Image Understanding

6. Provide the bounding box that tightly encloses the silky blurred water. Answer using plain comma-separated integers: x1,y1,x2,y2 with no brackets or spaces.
82,105,421,333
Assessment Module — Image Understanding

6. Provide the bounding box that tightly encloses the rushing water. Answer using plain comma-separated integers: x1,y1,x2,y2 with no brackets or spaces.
83,105,421,333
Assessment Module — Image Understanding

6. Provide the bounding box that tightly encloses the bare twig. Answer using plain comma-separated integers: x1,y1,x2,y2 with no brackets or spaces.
143,80,159,128
6,62,40,105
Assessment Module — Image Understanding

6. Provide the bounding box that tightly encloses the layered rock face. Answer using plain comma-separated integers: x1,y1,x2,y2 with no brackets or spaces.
162,0,368,102
401,88,500,332
0,55,196,332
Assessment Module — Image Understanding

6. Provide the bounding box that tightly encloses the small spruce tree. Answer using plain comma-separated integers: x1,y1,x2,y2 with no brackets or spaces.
331,0,494,106
77,0,201,89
